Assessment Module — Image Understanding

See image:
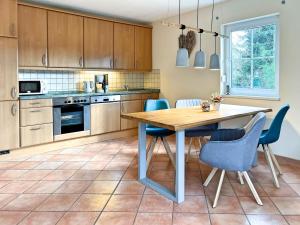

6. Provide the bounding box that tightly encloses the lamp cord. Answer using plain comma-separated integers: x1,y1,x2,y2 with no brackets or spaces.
179,0,181,24
211,0,215,32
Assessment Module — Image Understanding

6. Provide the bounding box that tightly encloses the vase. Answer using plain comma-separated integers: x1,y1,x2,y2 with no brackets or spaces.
211,102,220,111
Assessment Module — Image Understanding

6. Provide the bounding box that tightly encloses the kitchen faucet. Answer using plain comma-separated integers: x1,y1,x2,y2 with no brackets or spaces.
124,85,129,91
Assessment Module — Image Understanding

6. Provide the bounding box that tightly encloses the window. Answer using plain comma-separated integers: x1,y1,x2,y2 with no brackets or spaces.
221,14,279,99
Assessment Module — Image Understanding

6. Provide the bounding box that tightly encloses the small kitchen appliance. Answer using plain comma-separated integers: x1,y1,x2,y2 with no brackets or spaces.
83,81,94,93
19,80,48,95
95,74,109,93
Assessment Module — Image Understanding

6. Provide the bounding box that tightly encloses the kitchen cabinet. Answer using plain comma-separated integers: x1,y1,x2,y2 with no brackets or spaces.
20,99,53,109
113,23,134,70
135,26,152,71
18,5,47,67
0,101,19,151
84,18,113,69
48,11,83,68
0,37,18,101
21,107,53,126
121,100,142,130
91,102,121,135
21,123,53,147
0,0,17,37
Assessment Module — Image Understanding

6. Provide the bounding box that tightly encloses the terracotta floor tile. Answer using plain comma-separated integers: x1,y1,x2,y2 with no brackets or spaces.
0,181,36,193
27,154,53,161
104,195,142,212
204,181,235,196
284,216,300,225
239,196,280,214
0,162,19,170
247,215,288,225
2,194,48,211
271,197,300,215
91,154,115,162
25,181,64,194
69,170,101,180
144,181,174,195
104,161,131,171
173,213,210,225
210,214,250,225
134,212,172,225
251,172,285,185
290,184,300,196
55,181,91,194
19,170,52,181
231,182,268,197
85,181,118,194
56,212,99,225
122,168,138,180
70,194,110,211
0,194,17,208
36,194,79,211
115,181,145,195
13,161,41,170
42,170,76,181
0,170,28,180
185,180,205,195
96,170,124,181
207,196,244,214
0,211,29,225
282,172,300,183
35,162,64,170
139,194,173,212
57,162,86,170
95,212,136,225
260,182,298,197
201,169,230,183
149,170,175,182
173,195,208,213
0,180,9,189
19,212,64,225
81,162,108,170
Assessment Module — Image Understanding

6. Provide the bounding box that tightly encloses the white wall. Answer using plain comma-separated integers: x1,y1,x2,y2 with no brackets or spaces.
152,0,300,160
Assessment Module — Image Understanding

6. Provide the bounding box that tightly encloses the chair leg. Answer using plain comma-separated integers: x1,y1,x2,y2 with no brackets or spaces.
263,145,280,188
213,169,225,208
203,167,218,187
161,137,176,168
146,137,158,169
238,171,244,185
242,171,263,206
267,145,283,175
186,137,193,163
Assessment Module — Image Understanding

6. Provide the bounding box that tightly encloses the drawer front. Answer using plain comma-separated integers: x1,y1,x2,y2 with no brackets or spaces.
21,123,53,147
21,107,53,126
121,100,142,130
120,94,142,101
20,99,53,108
141,93,159,100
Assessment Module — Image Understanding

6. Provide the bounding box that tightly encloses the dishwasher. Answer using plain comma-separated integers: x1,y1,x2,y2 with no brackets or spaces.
90,95,121,135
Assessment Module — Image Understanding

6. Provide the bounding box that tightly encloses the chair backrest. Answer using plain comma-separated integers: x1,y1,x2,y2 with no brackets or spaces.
265,104,290,143
144,99,171,129
175,99,202,108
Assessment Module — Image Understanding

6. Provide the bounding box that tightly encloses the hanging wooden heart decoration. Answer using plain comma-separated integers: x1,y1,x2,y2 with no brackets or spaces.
178,30,196,57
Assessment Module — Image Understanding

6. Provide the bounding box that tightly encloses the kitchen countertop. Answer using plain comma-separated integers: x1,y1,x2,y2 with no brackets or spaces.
19,89,160,100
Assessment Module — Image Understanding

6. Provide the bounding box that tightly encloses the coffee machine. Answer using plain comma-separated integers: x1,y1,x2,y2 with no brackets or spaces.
95,74,109,93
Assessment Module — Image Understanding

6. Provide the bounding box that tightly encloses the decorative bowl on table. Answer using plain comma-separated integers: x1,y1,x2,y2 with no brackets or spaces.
201,101,210,112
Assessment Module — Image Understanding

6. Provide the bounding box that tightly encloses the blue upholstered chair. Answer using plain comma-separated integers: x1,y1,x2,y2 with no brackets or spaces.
145,99,175,168
258,104,290,188
200,112,266,208
175,99,218,162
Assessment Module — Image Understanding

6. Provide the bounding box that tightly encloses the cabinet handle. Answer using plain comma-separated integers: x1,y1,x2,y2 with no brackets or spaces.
30,127,41,131
114,58,117,68
29,110,41,113
42,54,46,66
11,87,17,99
110,58,113,68
9,24,16,36
11,103,17,116
30,102,41,105
79,57,83,67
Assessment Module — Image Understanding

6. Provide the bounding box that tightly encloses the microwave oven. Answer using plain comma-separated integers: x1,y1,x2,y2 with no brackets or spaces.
19,80,48,95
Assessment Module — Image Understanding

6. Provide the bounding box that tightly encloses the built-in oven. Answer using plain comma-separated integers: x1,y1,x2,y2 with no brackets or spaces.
53,96,90,141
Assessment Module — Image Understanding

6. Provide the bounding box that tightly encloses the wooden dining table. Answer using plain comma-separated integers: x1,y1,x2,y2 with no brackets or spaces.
121,104,272,203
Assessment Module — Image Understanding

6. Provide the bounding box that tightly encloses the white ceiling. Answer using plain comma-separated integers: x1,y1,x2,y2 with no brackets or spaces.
24,0,228,24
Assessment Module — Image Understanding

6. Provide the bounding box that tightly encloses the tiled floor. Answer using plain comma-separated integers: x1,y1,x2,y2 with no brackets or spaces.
0,136,300,225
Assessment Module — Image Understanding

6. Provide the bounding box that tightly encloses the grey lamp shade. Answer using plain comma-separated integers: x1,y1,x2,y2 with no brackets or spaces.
194,50,206,69
176,48,189,67
209,53,220,70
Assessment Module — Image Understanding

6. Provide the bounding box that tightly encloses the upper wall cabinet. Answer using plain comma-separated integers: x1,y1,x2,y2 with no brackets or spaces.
114,23,135,70
18,5,47,67
48,11,83,68
135,26,152,71
84,18,114,69
0,0,17,37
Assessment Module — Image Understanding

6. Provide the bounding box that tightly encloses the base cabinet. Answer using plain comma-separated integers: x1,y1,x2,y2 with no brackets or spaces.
21,123,53,147
0,101,19,151
121,100,142,130
91,102,121,135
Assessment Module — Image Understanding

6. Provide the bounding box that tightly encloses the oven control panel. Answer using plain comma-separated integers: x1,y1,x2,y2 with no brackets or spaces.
53,96,91,106
91,95,121,103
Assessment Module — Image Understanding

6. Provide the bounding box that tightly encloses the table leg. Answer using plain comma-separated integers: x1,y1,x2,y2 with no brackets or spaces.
138,122,147,180
176,130,185,203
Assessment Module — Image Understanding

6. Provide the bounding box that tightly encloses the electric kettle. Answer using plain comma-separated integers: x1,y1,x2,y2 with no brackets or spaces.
83,81,94,93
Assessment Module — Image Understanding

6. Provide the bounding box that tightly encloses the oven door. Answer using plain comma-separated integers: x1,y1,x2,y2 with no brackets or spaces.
53,104,90,135
19,80,41,95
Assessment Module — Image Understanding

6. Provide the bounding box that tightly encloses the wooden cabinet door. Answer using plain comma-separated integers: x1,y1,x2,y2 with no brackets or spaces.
121,100,142,130
91,102,121,135
18,5,47,67
84,18,113,69
0,101,19,150
0,37,18,101
113,23,134,70
135,26,152,71
48,11,83,68
0,0,17,37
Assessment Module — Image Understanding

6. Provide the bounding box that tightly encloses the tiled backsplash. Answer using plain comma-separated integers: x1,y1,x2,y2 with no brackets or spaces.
18,69,160,92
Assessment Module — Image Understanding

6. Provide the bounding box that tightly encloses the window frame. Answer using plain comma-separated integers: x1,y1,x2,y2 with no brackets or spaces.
221,14,280,100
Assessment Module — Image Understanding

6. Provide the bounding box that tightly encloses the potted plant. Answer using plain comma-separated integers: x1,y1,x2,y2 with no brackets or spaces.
210,92,223,111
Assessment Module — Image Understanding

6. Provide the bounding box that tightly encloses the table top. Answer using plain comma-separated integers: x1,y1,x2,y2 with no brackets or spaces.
121,104,272,131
